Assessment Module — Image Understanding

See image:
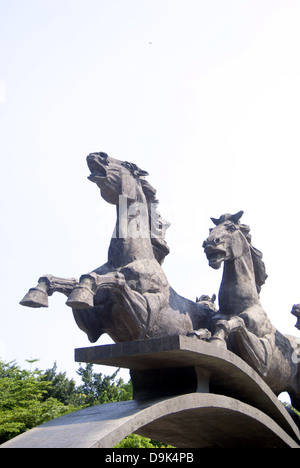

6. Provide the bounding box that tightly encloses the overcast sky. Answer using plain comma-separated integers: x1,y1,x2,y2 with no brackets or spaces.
1,1,300,388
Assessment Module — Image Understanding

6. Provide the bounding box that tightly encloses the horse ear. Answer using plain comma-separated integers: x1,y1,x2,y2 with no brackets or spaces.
231,211,244,223
210,217,220,226
137,169,149,177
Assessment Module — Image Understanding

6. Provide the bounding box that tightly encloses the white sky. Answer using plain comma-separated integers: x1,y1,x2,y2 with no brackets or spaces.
1,0,300,388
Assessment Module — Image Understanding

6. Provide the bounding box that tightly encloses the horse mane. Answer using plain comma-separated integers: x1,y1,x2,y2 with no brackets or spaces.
140,177,170,264
124,161,170,264
240,224,268,294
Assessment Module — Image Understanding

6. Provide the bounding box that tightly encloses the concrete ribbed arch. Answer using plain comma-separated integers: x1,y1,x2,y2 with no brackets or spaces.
1,393,299,448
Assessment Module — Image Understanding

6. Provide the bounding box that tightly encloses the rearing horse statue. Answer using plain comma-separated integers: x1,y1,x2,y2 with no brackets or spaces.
20,152,213,343
203,211,300,411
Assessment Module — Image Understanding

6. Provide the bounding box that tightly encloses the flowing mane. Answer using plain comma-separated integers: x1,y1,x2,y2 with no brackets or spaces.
240,223,268,294
140,176,171,264
119,160,170,264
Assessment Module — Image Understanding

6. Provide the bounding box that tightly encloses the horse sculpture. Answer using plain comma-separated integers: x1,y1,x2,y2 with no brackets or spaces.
20,152,214,344
203,211,300,411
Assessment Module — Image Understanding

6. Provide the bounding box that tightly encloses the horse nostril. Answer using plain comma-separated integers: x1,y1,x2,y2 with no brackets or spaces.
215,237,220,245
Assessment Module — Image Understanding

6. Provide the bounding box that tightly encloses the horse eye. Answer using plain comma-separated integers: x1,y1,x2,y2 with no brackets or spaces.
228,225,237,232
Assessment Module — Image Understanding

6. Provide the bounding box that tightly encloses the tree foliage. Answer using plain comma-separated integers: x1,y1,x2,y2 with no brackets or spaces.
0,359,172,447
0,361,78,443
39,362,78,405
0,359,132,445
75,363,133,406
115,434,173,448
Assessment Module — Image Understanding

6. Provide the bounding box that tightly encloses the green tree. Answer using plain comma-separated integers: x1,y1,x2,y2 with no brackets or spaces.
75,363,132,406
39,362,78,406
0,361,78,444
0,360,133,444
115,434,173,448
0,359,171,448
115,434,158,448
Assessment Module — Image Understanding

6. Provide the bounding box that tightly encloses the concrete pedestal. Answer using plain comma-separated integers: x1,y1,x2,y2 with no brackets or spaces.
1,336,300,448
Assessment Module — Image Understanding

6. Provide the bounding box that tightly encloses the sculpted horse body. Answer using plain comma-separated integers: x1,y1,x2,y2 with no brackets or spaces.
203,211,300,411
21,153,212,344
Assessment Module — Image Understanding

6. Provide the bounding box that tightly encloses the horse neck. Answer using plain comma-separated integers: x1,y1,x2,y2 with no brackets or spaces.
219,239,259,315
108,194,155,268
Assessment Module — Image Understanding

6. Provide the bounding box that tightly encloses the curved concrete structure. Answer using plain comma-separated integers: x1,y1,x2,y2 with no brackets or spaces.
1,336,300,448
1,393,299,448
75,335,300,442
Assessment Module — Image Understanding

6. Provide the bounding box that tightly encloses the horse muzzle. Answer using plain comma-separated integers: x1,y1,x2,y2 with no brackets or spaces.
203,244,226,269
87,154,108,183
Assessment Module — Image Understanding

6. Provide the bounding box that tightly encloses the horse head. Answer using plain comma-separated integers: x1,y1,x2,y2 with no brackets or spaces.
203,211,267,294
87,152,149,205
202,211,246,269
87,152,170,264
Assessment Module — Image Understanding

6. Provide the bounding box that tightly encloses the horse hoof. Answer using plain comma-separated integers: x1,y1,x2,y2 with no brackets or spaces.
19,286,49,308
66,286,94,309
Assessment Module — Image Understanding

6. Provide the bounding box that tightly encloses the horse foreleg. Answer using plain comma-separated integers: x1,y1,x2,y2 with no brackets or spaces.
66,272,128,309
20,275,78,308
210,315,272,377
113,282,148,339
210,319,231,348
66,271,148,339
228,316,272,377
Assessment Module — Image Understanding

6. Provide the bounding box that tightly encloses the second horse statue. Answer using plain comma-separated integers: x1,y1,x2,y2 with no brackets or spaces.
203,211,300,410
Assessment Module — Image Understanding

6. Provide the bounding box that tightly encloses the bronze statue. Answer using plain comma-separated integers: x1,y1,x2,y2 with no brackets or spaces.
20,153,300,411
20,153,213,343
203,211,300,411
